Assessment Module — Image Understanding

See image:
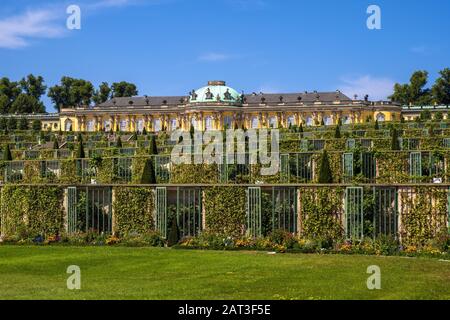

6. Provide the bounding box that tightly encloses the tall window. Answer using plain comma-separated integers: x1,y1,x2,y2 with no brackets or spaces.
170,119,177,131
136,119,144,132
376,113,386,122
120,119,128,132
154,119,162,132
251,117,259,129
86,120,95,132
205,116,213,131
287,116,295,127
65,119,72,131
103,120,111,132
306,116,313,127
191,118,197,130
324,116,333,126
223,116,232,129
269,116,277,128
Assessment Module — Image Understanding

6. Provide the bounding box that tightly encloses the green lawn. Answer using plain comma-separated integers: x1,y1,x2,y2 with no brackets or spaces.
0,246,449,300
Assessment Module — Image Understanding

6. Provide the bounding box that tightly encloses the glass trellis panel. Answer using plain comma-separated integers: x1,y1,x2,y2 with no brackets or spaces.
177,188,202,238
247,187,262,237
408,138,419,150
312,140,325,151
299,140,309,151
345,187,364,240
290,153,313,182
346,139,356,149
272,187,297,234
409,152,422,182
115,158,132,182
361,139,372,149
155,155,170,183
280,154,290,183
443,138,450,148
155,187,167,238
76,159,93,181
4,161,24,183
343,153,354,183
361,152,376,182
55,149,72,159
218,155,228,183
24,150,39,159
40,160,61,179
373,187,397,238
67,187,77,234
119,148,136,156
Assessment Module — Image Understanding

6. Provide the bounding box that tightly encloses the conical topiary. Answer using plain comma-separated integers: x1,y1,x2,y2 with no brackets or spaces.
167,216,180,247
53,137,59,150
149,135,158,155
391,128,400,150
374,120,379,130
3,144,12,161
318,150,333,183
142,127,147,135
334,125,341,139
116,136,122,148
141,158,156,184
76,140,85,158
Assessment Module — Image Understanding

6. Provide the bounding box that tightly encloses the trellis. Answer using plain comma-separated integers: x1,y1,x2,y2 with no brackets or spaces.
247,187,262,237
361,152,376,182
155,155,171,183
272,187,297,234
409,151,422,182
176,187,202,238
289,153,313,182
373,187,398,238
345,187,364,240
343,153,354,183
155,187,167,238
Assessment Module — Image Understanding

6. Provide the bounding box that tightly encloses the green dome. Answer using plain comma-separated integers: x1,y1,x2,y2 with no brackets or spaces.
190,81,241,103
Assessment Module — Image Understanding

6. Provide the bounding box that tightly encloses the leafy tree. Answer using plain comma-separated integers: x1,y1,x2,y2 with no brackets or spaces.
432,68,450,105
318,150,333,183
0,77,21,106
3,144,12,161
18,118,28,130
149,135,158,155
53,136,59,149
141,158,156,184
391,128,401,150
374,119,379,130
19,74,46,100
334,125,341,138
10,93,45,113
111,81,138,98
32,119,42,131
420,110,432,121
116,136,122,148
7,117,17,130
0,118,7,130
167,216,180,247
0,94,10,114
142,127,147,135
48,77,94,111
434,111,444,121
389,70,432,105
93,82,111,104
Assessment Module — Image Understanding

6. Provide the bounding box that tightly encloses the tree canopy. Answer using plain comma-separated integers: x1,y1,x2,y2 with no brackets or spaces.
111,81,138,98
48,77,95,111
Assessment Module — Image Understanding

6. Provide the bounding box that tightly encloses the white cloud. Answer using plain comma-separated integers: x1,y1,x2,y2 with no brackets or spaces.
198,52,233,62
87,0,136,10
338,75,395,101
0,9,65,49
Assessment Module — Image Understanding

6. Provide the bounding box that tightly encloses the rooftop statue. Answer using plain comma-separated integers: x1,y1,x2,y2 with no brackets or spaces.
224,88,234,101
205,88,214,100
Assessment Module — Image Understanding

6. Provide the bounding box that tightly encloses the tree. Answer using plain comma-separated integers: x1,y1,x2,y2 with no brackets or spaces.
189,124,195,139
18,118,28,130
32,119,42,131
116,136,122,148
0,118,7,130
19,74,46,100
434,111,444,121
432,68,450,105
10,93,45,113
374,119,379,130
7,117,17,130
111,81,138,98
3,144,12,161
141,158,156,184
391,128,401,150
93,82,111,104
142,127,147,135
76,139,85,158
389,70,432,106
167,216,180,247
0,77,21,108
318,150,333,183
0,94,9,114
149,135,158,155
53,136,59,149
420,110,432,121
48,77,94,111
334,125,341,139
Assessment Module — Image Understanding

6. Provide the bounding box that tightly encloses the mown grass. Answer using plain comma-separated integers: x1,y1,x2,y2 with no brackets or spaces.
0,246,449,300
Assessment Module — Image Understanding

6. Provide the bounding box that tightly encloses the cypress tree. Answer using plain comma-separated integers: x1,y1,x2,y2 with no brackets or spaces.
321,118,325,126
167,216,180,247
318,150,333,183
3,144,12,161
53,137,59,150
116,136,122,148
190,124,194,139
334,125,341,139
299,123,304,138
374,120,379,130
142,127,147,135
149,135,158,155
391,128,400,150
141,158,156,184
76,139,85,158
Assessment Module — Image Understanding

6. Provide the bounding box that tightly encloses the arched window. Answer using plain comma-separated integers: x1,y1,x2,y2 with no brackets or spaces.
205,116,213,131
136,119,144,132
306,116,313,127
343,116,351,125
153,119,162,132
65,119,72,131
268,116,277,128
103,120,111,132
223,116,232,129
323,116,333,126
170,119,177,131
376,113,386,122
120,119,128,132
287,116,295,127
251,117,259,129
86,120,95,132
190,117,197,130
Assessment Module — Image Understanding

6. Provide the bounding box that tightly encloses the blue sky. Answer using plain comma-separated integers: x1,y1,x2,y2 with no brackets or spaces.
0,0,449,112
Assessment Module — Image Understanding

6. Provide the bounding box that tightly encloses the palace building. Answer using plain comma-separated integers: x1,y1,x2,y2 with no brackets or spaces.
15,81,406,132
